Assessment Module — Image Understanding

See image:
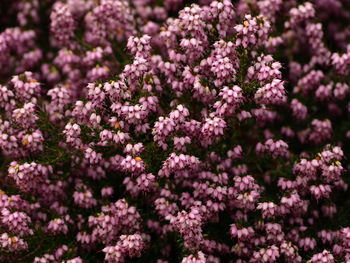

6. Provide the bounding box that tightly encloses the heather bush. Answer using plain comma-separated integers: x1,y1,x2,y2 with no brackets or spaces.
1,0,350,263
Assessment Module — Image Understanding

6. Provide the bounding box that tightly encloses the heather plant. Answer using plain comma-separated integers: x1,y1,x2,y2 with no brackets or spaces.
1,0,350,263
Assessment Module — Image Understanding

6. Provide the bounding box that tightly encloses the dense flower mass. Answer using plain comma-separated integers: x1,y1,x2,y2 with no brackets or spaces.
1,0,350,262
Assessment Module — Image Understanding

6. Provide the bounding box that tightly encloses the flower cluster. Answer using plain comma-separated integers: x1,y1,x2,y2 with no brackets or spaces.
1,0,350,263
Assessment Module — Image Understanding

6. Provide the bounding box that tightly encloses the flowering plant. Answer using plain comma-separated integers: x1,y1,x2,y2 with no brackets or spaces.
1,0,350,263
